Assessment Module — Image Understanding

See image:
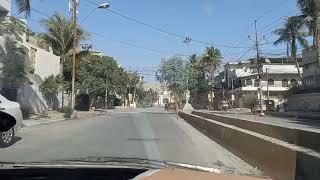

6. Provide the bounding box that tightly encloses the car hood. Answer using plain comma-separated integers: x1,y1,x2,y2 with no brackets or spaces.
1,157,269,179
135,169,271,180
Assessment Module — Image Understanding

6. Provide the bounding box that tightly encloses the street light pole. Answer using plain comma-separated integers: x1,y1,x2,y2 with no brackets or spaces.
266,68,270,115
70,2,110,112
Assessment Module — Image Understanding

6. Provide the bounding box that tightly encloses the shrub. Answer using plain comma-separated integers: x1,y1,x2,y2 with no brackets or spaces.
20,106,32,119
243,94,256,109
62,106,73,119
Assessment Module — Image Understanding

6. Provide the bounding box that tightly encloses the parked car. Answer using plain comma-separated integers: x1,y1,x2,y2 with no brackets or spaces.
0,94,23,147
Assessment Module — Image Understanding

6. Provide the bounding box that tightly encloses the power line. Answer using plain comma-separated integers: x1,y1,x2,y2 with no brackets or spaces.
236,48,253,61
19,5,190,57
89,31,189,57
83,0,251,49
258,8,300,36
30,7,50,18
255,0,290,21
223,0,293,57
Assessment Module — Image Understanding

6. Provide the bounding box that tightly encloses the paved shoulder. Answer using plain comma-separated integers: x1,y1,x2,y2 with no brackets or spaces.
125,109,261,175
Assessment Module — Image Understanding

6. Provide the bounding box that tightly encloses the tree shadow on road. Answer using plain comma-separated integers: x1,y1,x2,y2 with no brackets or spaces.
143,111,176,115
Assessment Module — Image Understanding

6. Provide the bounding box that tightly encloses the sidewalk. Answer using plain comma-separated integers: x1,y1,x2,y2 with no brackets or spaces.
22,110,106,127
198,109,320,133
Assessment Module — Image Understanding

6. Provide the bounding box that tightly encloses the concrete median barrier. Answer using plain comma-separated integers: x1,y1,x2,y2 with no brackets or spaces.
178,111,320,180
192,111,320,152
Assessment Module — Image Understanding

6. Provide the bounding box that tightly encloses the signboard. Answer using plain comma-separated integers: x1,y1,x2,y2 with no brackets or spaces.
128,93,133,102
185,90,190,101
231,94,235,101
208,94,212,102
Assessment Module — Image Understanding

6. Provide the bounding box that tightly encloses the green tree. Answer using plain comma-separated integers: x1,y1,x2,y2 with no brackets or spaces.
200,46,222,83
0,37,28,87
39,75,65,110
156,56,188,104
40,13,89,65
63,55,128,108
41,13,89,107
126,71,141,103
273,16,309,79
297,0,320,45
14,0,31,17
0,16,26,41
186,54,209,106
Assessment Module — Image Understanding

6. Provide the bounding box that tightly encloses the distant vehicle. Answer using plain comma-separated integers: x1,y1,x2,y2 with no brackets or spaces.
265,100,275,111
0,95,23,147
218,101,229,111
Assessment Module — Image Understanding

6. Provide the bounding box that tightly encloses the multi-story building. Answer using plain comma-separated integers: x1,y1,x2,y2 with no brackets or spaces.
0,4,61,114
223,57,302,109
286,48,320,112
301,48,320,87
143,83,172,106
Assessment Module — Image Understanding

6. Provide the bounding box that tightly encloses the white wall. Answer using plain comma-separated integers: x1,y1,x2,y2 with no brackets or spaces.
0,0,10,16
0,32,61,114
22,39,60,80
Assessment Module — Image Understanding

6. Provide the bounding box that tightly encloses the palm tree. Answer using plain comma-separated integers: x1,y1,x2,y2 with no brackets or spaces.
273,16,309,80
14,0,31,17
200,46,222,81
40,13,89,66
40,13,89,107
297,0,320,46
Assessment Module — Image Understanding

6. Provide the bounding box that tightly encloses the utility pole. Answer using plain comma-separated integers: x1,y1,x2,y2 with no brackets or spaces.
255,20,264,116
105,80,108,110
71,0,78,111
231,79,234,107
266,68,270,115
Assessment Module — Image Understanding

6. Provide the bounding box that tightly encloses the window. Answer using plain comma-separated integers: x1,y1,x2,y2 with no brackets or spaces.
268,79,274,86
246,79,252,86
282,79,288,87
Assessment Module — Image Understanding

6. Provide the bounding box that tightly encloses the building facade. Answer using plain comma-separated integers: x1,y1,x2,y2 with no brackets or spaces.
286,48,320,112
143,83,172,106
223,58,301,109
0,0,10,17
301,48,320,87
0,5,61,114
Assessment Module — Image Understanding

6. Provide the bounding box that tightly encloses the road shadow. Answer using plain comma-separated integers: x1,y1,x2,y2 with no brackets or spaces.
287,118,320,129
0,136,22,148
143,111,177,115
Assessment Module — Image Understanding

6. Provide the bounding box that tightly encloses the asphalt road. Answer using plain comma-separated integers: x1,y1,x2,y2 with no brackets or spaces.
0,108,260,176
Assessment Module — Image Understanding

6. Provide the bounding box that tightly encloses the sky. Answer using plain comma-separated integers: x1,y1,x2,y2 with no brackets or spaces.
10,0,301,82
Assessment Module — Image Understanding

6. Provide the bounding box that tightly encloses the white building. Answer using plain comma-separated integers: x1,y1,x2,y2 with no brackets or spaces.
286,48,320,112
0,0,10,17
143,83,173,106
224,58,302,108
301,48,320,87
0,4,61,114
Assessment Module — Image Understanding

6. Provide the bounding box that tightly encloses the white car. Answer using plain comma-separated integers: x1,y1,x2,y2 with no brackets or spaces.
0,94,23,147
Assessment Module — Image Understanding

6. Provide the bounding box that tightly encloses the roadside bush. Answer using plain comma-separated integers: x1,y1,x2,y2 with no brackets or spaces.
62,106,73,119
243,94,256,110
20,106,32,119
